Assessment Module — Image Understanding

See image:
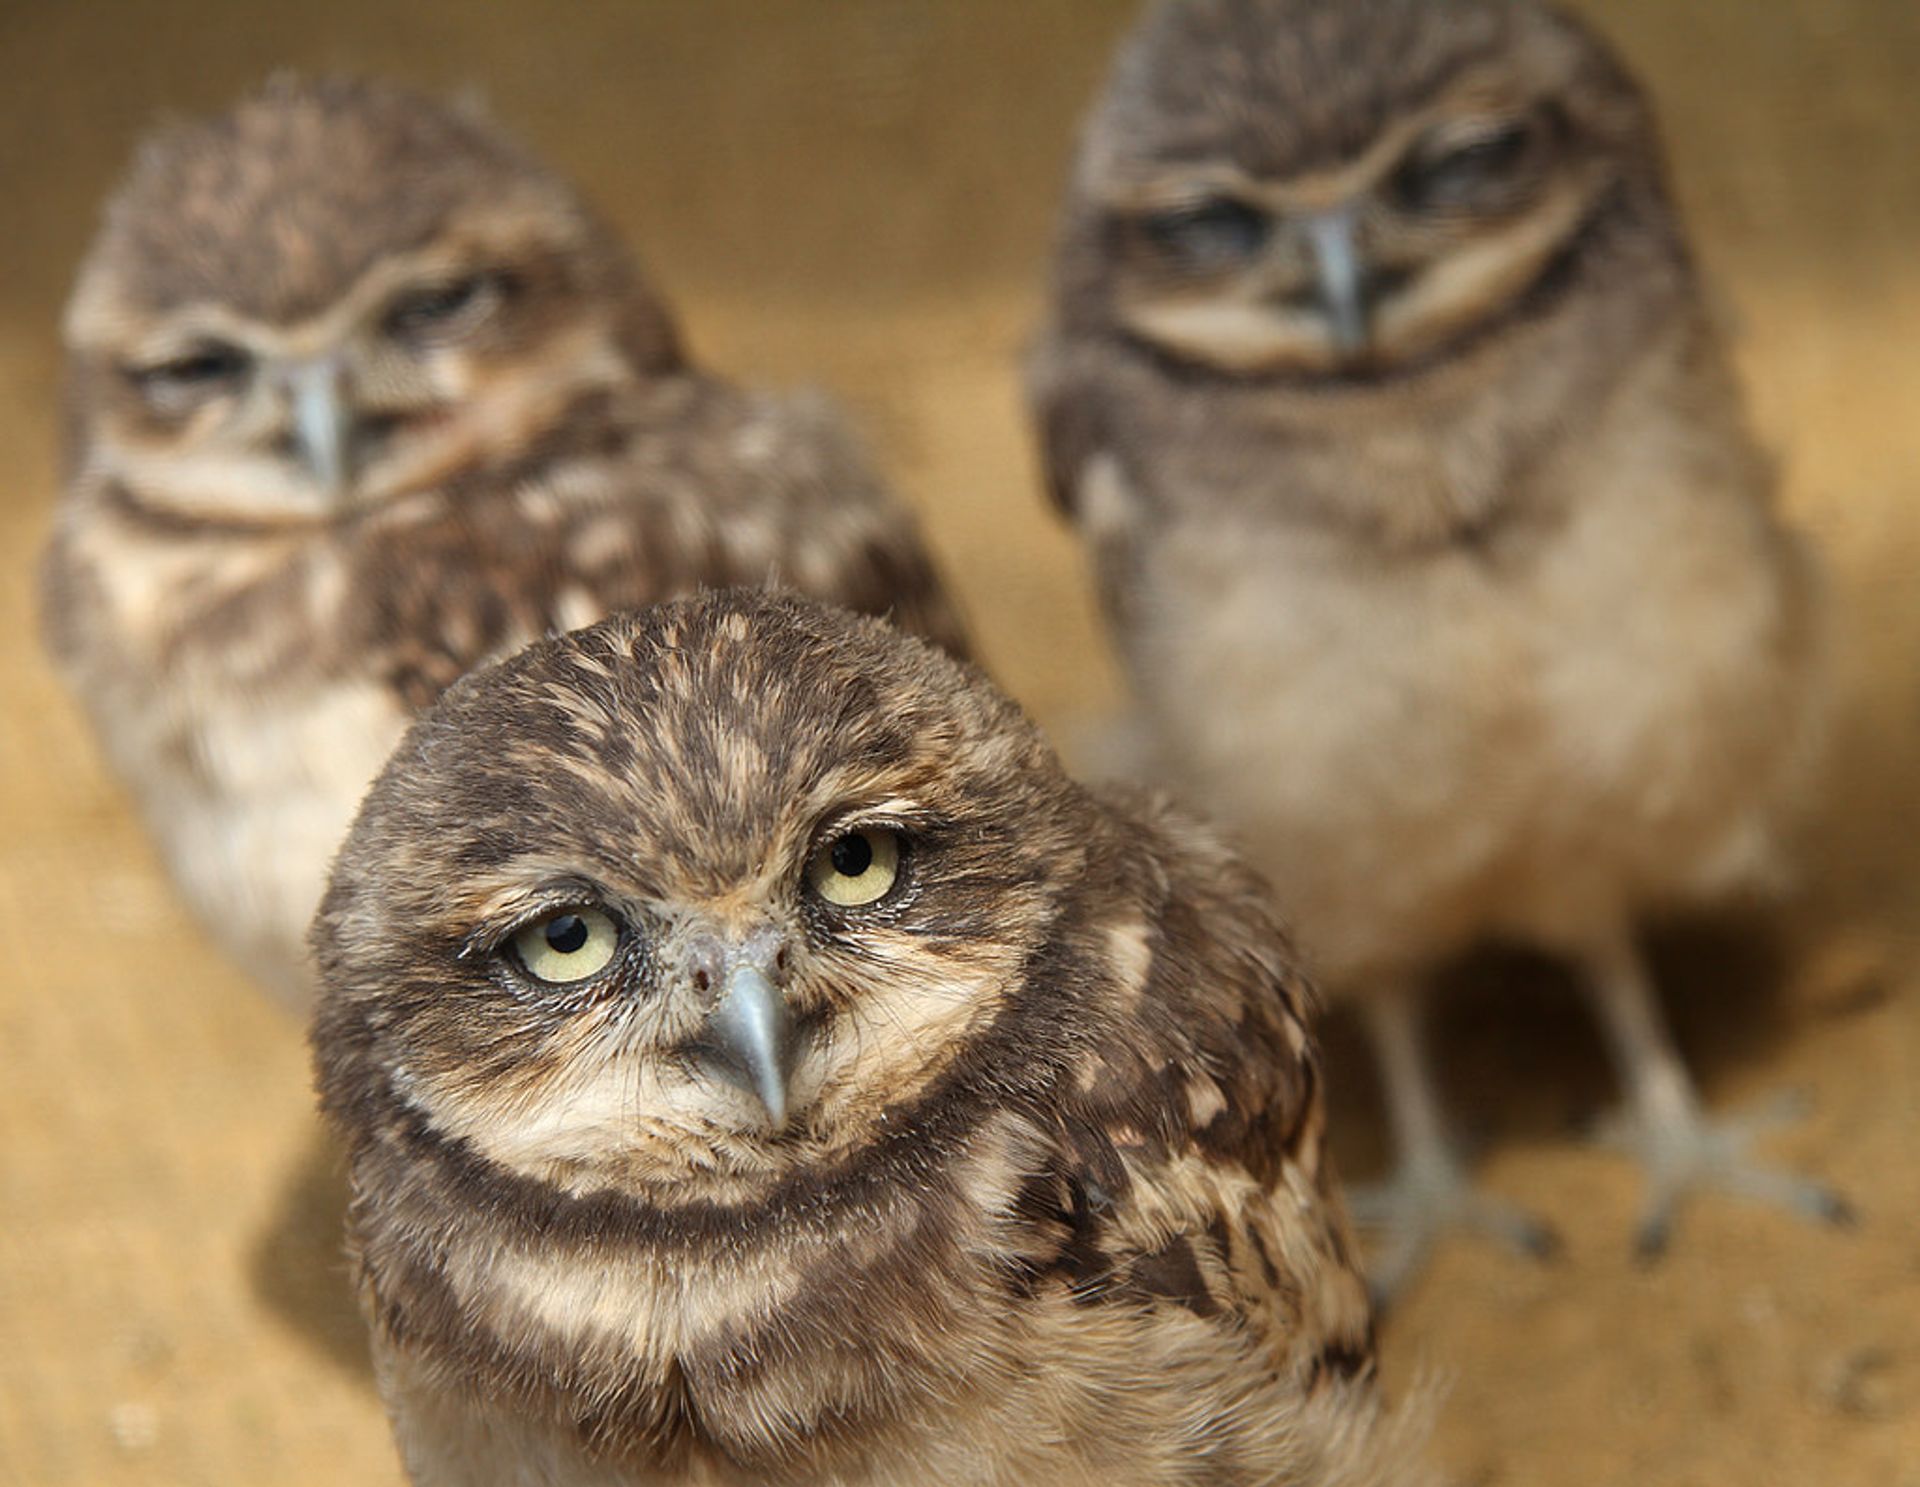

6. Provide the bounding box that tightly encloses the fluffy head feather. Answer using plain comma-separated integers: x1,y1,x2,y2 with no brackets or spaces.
64,75,679,524
1053,0,1673,382
318,590,1058,1201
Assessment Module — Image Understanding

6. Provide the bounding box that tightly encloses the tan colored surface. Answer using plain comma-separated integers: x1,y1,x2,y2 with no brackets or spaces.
2,3,1917,1484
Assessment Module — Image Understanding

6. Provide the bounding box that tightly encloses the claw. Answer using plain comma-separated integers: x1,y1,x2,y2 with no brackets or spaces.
1633,1207,1675,1264
1350,1158,1560,1308
1820,1192,1861,1229
1598,1090,1855,1263
1504,1213,1565,1261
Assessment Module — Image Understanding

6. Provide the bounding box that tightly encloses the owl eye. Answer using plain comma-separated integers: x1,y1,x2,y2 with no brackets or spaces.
129,342,252,398
1393,120,1540,213
1140,198,1272,266
383,273,500,342
510,906,622,985
807,827,903,909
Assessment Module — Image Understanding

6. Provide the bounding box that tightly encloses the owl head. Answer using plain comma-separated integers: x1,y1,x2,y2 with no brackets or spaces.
1055,0,1678,381
312,591,1100,1207
64,75,681,525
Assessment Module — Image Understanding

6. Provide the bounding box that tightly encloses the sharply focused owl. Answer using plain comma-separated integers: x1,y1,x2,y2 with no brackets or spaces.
311,591,1428,1487
1030,0,1841,1289
42,76,968,1010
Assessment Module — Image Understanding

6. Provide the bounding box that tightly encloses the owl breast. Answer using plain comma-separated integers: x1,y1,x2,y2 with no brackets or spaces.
1128,395,1819,986
119,678,411,1006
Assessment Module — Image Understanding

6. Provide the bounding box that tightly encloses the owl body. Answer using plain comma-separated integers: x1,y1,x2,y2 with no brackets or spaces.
43,78,965,1008
1034,0,1833,1267
313,594,1423,1487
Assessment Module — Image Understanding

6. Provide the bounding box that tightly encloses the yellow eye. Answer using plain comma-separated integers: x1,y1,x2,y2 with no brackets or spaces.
511,907,621,985
807,828,902,909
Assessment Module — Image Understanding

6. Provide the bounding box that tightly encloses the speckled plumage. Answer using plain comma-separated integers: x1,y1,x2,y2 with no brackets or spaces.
311,592,1427,1487
1031,0,1837,1282
42,77,967,1009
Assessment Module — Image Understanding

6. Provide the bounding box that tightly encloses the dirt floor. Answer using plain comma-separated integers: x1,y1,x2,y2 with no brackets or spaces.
2,2,1918,1484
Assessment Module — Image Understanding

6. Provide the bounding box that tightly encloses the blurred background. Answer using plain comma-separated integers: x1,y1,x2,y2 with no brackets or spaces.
2,2,1917,1484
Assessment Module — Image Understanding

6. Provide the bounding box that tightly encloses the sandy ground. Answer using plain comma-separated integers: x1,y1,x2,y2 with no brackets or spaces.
2,3,1918,1484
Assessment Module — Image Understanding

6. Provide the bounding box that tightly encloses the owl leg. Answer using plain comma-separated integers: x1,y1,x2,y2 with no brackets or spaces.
1579,929,1853,1258
1348,981,1559,1304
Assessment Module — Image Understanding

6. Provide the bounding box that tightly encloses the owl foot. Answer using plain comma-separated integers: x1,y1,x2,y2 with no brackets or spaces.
1591,1089,1855,1260
1579,932,1853,1258
1348,1155,1560,1306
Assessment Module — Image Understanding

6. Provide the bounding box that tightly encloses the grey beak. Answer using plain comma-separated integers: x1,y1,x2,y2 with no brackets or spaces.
287,359,354,498
1305,212,1371,357
705,959,794,1132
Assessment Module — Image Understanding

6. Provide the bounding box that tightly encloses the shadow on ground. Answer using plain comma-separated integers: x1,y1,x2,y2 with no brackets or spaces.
250,1128,376,1385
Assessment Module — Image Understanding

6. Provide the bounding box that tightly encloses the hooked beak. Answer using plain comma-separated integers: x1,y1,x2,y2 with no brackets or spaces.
286,359,354,499
1304,212,1371,358
700,943,795,1133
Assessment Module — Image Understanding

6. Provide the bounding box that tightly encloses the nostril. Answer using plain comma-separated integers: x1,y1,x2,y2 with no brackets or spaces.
685,934,725,997
773,944,792,976
356,411,404,451
1368,265,1415,302
1276,282,1323,314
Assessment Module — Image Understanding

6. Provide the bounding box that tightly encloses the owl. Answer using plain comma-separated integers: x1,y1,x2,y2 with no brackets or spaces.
41,75,968,1011
310,590,1428,1487
1029,0,1842,1289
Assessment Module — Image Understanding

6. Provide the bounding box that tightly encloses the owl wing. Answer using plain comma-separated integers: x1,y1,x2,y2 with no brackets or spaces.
1026,337,1154,643
717,384,974,662
1025,332,1109,520
1026,788,1376,1393
341,379,972,709
793,510,974,665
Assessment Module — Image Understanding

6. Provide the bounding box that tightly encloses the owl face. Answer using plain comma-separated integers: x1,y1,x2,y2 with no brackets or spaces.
314,593,1083,1205
66,76,678,525
1068,0,1657,379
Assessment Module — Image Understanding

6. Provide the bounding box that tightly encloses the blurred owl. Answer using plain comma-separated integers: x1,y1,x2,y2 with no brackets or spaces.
42,75,968,1010
1030,0,1841,1288
312,590,1427,1487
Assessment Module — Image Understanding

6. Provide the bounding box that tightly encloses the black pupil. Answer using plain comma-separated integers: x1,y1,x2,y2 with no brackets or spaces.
1143,199,1271,264
830,834,874,878
544,914,589,954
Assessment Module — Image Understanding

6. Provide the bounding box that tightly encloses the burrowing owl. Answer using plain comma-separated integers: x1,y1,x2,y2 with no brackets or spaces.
1030,0,1840,1289
43,76,967,1010
311,590,1427,1487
